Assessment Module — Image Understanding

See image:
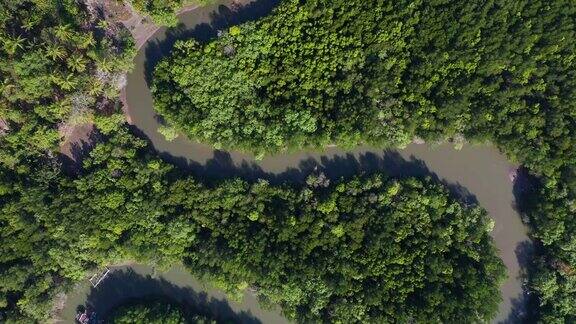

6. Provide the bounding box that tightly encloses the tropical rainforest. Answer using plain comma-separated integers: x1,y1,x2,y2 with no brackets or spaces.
153,0,576,175
0,0,134,172
0,0,575,323
130,0,214,27
108,299,214,323
153,0,576,321
1,127,505,322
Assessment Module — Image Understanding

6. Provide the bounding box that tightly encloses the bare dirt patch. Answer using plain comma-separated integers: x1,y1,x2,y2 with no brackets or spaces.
59,123,96,162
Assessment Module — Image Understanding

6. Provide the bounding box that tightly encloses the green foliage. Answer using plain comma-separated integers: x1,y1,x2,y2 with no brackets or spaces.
152,1,576,319
531,259,576,323
153,0,394,153
0,0,136,171
108,299,217,323
0,128,176,322
158,125,179,141
106,300,216,324
2,0,576,321
108,301,191,324
153,0,576,173
526,177,576,322
0,127,505,323
94,113,126,135
130,0,215,27
178,173,505,323
330,224,344,238
0,2,136,319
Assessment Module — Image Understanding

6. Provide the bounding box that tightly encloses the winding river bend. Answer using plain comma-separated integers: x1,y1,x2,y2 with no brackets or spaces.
59,264,287,323
120,0,531,322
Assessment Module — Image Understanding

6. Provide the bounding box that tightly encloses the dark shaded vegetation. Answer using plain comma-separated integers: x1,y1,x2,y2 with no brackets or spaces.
91,269,260,323
107,298,217,323
108,300,191,323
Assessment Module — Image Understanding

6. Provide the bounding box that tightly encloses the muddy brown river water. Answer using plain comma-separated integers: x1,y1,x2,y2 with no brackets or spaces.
64,1,532,322
59,264,287,323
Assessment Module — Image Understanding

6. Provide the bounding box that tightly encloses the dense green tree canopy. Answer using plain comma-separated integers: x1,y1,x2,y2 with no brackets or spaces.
153,0,576,175
179,173,505,322
130,0,213,27
153,0,394,153
107,300,209,324
0,0,135,171
0,127,505,323
152,3,576,320
0,0,575,322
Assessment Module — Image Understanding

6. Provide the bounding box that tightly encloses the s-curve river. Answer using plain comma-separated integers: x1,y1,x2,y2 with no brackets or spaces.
116,1,532,322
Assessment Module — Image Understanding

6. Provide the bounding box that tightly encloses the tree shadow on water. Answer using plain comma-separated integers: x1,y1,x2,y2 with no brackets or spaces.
84,268,261,323
511,167,540,221
500,167,538,323
498,240,536,324
143,0,281,86
161,148,479,206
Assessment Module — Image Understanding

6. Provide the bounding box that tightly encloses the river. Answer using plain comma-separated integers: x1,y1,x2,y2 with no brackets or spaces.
116,0,532,322
58,264,286,323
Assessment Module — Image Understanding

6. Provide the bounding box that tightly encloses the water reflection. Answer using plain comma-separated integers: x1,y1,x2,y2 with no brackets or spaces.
82,268,264,323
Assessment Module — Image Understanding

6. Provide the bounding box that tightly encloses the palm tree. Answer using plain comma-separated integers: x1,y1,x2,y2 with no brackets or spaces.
2,36,26,55
52,74,78,91
67,54,88,73
97,20,109,30
88,80,104,96
54,25,73,42
45,44,66,61
96,57,113,73
78,34,96,49
22,16,39,31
